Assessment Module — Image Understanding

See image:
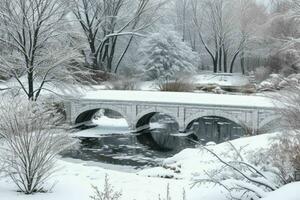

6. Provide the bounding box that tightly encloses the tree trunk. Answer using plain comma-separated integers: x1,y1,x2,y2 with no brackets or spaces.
240,50,245,74
230,51,241,73
107,36,118,73
223,47,227,73
214,51,218,73
218,46,222,72
89,41,98,70
115,36,132,73
27,67,34,100
213,60,218,73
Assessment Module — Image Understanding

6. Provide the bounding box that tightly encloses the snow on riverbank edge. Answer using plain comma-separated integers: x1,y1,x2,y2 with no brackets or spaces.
138,133,276,179
1,132,298,200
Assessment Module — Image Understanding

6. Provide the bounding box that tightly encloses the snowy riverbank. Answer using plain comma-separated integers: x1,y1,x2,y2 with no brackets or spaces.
1,132,299,200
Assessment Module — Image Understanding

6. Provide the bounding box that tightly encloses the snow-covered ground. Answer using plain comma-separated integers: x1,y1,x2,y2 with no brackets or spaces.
2,132,297,200
193,73,251,87
0,73,252,94
0,159,188,200
138,133,276,184
136,73,251,90
260,182,300,200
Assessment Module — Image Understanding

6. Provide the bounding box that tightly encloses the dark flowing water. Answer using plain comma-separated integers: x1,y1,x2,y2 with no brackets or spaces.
61,129,195,170
61,114,246,170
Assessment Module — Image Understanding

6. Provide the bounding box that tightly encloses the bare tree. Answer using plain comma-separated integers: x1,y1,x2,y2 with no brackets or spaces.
0,94,73,194
236,0,267,74
174,0,189,41
191,0,264,74
191,0,220,73
0,0,91,101
174,0,198,51
191,0,237,73
71,0,159,73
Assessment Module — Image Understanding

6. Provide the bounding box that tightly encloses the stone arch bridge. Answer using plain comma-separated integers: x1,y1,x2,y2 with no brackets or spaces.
63,90,278,134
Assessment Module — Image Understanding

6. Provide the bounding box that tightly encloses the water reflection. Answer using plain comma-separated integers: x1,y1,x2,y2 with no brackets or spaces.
187,116,246,144
61,114,246,169
61,133,194,169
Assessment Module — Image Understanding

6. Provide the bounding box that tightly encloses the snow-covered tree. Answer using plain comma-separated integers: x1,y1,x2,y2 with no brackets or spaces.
138,29,198,80
0,0,91,100
264,0,300,75
71,0,161,73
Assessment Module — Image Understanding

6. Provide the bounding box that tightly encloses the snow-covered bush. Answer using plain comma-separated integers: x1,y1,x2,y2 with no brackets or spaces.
239,84,300,191
193,142,280,200
90,174,122,200
0,95,73,194
257,73,300,91
274,84,300,132
262,85,300,183
258,74,285,91
138,29,198,80
212,86,226,94
249,134,297,186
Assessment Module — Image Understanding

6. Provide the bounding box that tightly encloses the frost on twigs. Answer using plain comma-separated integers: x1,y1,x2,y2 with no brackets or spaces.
90,174,122,200
192,141,280,200
158,184,186,200
158,184,171,200
264,85,300,184
0,94,74,194
0,0,94,101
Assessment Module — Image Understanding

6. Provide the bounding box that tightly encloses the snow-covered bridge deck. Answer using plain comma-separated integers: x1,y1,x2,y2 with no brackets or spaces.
64,90,278,133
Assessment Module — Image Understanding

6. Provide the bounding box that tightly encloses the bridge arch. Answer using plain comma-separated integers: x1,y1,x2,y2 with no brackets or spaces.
74,104,132,127
185,114,248,143
185,112,244,131
134,107,180,130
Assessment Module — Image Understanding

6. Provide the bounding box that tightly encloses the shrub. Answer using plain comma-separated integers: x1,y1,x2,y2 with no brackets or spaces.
196,84,219,92
0,95,73,194
90,70,117,83
261,86,300,183
157,78,194,92
158,184,171,200
253,133,298,185
240,84,257,94
90,174,122,200
193,141,280,199
158,184,186,200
